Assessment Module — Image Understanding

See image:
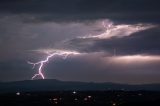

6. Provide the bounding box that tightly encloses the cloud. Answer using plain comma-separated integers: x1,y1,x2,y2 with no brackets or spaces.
64,26,160,55
42,53,160,84
0,59,33,81
78,23,154,39
0,0,160,23
0,0,160,83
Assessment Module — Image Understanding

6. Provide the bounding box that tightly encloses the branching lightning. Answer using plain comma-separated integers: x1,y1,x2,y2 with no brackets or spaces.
28,50,80,80
28,20,155,80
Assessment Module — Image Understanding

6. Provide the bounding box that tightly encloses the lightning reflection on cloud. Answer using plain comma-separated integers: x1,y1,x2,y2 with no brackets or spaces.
110,55,160,63
79,21,155,39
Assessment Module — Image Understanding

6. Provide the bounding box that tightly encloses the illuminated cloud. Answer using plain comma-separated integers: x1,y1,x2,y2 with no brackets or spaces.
25,19,159,80
30,48,81,55
109,55,160,64
79,23,155,39
0,0,160,83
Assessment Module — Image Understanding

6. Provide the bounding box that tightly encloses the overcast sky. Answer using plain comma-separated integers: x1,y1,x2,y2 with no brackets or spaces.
0,0,160,84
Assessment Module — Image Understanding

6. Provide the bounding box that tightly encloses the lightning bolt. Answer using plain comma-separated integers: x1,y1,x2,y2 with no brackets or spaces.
28,50,80,80
27,20,154,80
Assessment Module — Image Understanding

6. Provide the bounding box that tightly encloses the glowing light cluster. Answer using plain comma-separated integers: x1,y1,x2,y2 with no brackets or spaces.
28,50,80,79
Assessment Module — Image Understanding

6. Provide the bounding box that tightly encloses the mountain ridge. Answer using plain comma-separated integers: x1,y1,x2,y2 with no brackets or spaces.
0,79,160,93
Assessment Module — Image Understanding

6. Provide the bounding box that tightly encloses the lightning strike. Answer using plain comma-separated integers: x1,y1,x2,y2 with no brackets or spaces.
28,50,80,80
27,20,155,80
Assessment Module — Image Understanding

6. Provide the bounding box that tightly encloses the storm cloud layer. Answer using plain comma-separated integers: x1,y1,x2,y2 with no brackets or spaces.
0,0,160,23
0,0,160,84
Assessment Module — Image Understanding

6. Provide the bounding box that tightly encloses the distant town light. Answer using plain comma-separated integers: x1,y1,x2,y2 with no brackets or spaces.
54,101,58,104
138,93,142,96
16,92,20,96
112,103,116,106
88,95,92,98
74,98,78,101
73,91,77,94
53,98,58,101
84,98,88,101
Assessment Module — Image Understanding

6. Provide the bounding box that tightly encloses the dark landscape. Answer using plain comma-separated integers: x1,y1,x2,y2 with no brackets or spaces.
1,79,160,106
1,91,160,106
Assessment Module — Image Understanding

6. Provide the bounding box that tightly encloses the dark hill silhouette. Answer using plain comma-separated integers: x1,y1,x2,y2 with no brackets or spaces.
0,79,160,93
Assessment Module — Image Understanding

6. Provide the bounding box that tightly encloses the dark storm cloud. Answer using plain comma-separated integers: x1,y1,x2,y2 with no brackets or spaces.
40,54,160,84
0,60,29,71
66,27,160,55
0,59,33,81
1,0,160,83
0,0,160,23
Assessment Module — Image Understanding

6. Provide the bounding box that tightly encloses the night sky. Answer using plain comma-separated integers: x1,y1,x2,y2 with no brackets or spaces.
0,0,160,84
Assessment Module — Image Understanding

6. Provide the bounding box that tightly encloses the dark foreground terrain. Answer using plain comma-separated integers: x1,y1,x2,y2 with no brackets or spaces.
0,91,160,106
